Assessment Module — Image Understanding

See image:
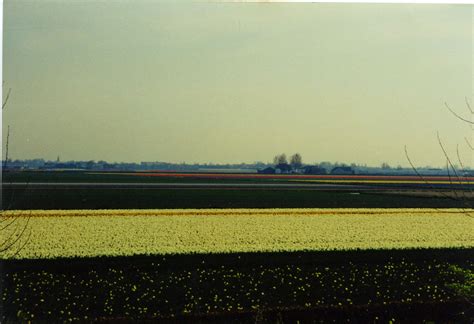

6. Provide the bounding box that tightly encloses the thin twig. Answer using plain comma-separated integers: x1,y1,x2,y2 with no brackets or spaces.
465,137,474,151
455,144,474,201
8,212,33,259
3,125,10,169
0,214,20,231
465,97,473,114
9,225,32,259
437,132,463,182
0,215,31,254
438,133,474,217
446,160,461,201
445,102,474,124
2,88,11,110
404,145,456,202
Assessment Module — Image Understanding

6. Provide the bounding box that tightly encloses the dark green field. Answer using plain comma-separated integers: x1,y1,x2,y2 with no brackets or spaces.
3,170,276,184
3,170,472,209
2,249,473,323
4,187,471,210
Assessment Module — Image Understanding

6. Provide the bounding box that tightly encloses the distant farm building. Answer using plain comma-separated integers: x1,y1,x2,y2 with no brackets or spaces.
275,163,292,174
258,167,276,174
330,166,355,175
303,166,327,175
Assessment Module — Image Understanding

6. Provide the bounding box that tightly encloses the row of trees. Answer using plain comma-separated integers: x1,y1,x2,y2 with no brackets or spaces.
273,153,302,169
274,154,392,171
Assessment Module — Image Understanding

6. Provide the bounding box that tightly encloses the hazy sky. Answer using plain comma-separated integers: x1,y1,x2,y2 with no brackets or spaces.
3,1,473,167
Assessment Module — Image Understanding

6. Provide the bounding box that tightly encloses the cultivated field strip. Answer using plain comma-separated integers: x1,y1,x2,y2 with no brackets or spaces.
1,209,473,259
1,208,471,218
293,179,474,185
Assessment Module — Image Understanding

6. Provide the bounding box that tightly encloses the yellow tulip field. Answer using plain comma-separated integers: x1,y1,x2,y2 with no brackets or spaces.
1,208,472,259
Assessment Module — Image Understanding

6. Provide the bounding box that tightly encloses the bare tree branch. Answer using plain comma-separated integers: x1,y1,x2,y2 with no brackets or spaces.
9,223,32,259
0,214,20,231
2,87,11,110
436,132,473,217
465,97,473,114
0,214,31,254
456,144,474,198
445,102,474,125
1,86,33,258
465,137,474,151
445,159,461,201
437,132,461,179
3,125,10,169
404,145,456,202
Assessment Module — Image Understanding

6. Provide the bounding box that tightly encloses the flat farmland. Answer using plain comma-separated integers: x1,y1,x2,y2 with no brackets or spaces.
2,173,474,322
2,208,473,322
4,170,474,185
3,170,474,209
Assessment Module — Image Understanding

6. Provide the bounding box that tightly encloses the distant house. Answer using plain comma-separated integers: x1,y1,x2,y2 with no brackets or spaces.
330,166,355,175
304,165,327,175
275,163,292,174
291,168,305,174
258,167,276,174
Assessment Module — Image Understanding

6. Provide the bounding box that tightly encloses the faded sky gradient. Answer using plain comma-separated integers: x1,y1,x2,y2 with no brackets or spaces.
3,1,473,167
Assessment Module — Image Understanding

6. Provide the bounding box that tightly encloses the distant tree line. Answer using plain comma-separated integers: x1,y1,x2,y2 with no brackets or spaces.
2,157,470,176
273,153,303,170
